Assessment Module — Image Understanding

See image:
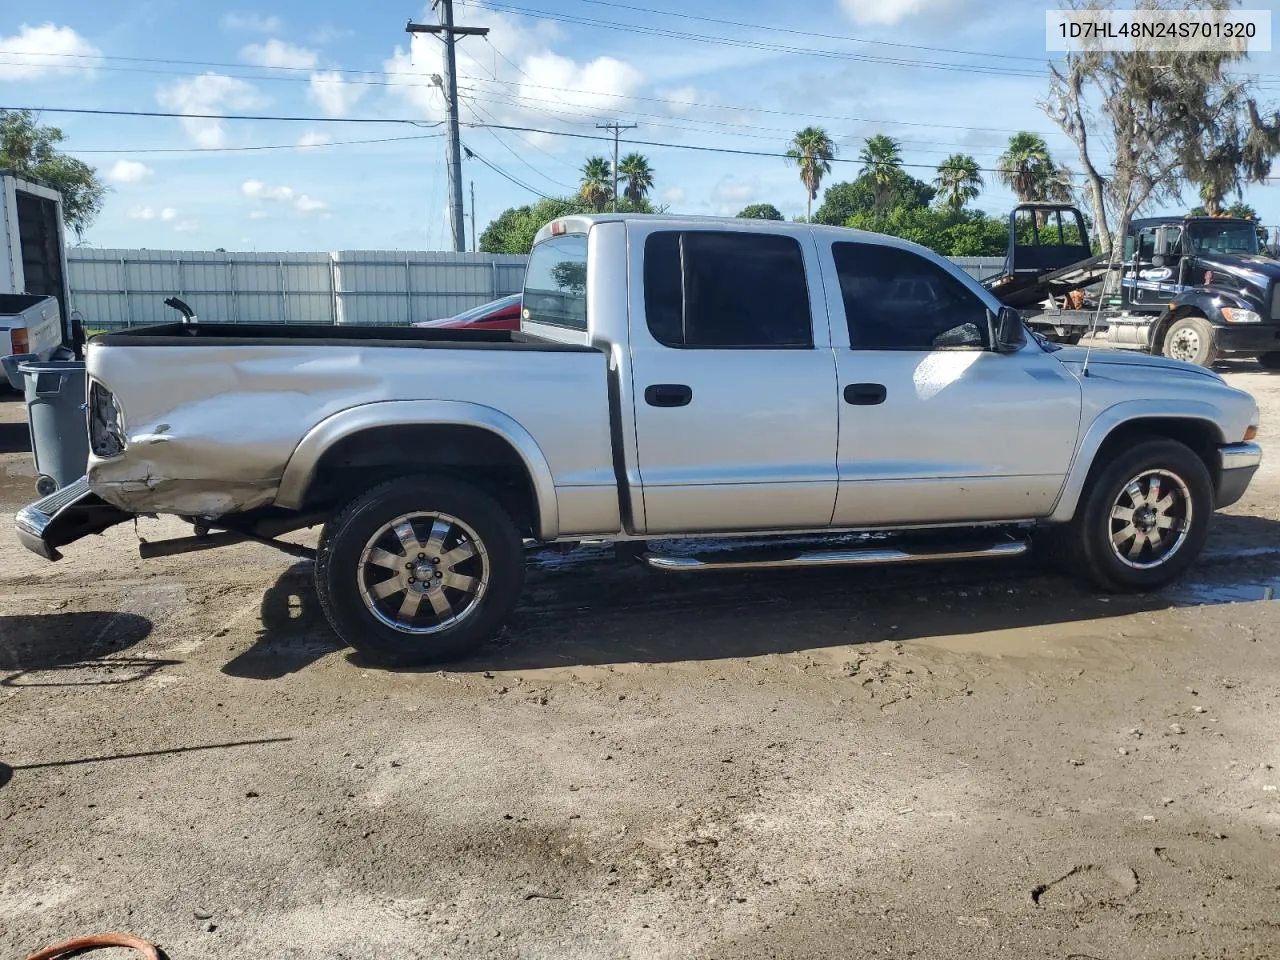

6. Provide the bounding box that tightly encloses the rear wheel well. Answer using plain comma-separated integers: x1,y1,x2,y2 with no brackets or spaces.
302,424,540,537
1087,418,1221,495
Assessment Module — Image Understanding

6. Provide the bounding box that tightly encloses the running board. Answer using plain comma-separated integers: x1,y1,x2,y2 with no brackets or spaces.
642,539,1028,572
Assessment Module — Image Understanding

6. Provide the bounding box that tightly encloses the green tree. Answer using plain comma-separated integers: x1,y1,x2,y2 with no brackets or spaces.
857,134,903,216
996,131,1072,204
845,206,1009,257
617,152,654,206
579,156,613,212
0,109,107,240
933,153,983,212
785,126,836,222
812,171,936,226
736,203,784,220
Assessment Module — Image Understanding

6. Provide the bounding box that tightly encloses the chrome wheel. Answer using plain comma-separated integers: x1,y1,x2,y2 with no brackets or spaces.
1168,327,1201,363
1108,469,1193,570
358,511,489,634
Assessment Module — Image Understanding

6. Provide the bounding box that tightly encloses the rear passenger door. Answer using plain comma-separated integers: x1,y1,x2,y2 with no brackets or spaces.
628,226,839,535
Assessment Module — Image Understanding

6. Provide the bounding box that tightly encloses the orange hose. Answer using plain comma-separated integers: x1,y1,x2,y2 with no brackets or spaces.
23,932,161,960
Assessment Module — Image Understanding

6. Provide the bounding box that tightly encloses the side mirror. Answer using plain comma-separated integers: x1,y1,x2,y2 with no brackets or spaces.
993,306,1026,354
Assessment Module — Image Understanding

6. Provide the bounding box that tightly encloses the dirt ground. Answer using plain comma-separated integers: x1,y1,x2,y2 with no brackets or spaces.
2,362,1279,960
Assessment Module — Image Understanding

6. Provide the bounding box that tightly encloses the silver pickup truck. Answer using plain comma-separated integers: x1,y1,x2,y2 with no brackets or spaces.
16,215,1263,664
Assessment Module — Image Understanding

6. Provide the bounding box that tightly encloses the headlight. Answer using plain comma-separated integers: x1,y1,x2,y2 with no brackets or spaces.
88,380,127,458
1221,307,1261,324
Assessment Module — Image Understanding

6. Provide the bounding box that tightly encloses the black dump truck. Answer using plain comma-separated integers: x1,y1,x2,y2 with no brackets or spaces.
983,203,1280,369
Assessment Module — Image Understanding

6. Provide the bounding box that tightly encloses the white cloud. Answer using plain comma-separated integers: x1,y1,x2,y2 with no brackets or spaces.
308,71,365,118
0,24,101,80
294,195,328,214
107,160,154,184
128,206,156,221
242,179,295,201
222,12,284,33
173,220,199,233
661,186,687,205
248,210,269,220
297,131,332,148
241,39,318,70
663,87,700,116
384,10,640,131
711,177,758,216
839,0,962,26
156,73,268,148
160,208,179,222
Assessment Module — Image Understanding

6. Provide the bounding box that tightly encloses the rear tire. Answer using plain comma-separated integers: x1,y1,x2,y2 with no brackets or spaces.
1259,351,1280,371
315,475,525,666
1161,314,1218,368
1069,439,1213,592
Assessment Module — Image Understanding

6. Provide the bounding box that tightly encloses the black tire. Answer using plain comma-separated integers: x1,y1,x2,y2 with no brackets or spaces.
1070,439,1213,593
1258,351,1280,371
1161,314,1219,367
315,475,525,666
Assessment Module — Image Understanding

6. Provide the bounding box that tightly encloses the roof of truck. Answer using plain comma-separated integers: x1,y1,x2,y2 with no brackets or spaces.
532,212,942,252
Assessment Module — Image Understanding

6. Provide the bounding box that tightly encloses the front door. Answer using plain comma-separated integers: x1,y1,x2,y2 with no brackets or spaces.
823,240,1082,528
628,226,839,534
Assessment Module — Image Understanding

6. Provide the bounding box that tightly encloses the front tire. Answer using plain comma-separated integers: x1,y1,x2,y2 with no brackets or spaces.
315,475,525,666
1258,351,1280,371
1161,314,1218,368
1070,439,1213,592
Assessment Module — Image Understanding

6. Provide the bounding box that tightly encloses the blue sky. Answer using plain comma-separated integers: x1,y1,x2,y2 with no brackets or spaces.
2,0,1278,251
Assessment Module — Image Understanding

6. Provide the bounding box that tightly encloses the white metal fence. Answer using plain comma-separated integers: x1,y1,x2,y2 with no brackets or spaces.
67,249,1006,329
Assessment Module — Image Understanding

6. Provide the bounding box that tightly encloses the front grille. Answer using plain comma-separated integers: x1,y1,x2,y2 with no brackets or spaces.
1272,282,1280,321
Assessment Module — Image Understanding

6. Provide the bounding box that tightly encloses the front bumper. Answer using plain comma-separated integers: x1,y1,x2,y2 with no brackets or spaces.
15,476,132,561
1215,441,1263,509
1214,324,1280,354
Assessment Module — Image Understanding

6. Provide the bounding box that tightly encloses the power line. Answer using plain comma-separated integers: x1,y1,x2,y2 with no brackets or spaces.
74,133,443,154
463,99,575,189
0,104,440,124
463,144,557,199
457,1,1049,79
544,0,1050,62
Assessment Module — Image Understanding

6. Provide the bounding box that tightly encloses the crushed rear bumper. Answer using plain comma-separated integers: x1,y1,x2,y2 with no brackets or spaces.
15,476,133,561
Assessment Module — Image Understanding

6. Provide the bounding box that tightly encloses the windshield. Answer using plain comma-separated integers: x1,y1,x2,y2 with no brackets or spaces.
1186,221,1259,255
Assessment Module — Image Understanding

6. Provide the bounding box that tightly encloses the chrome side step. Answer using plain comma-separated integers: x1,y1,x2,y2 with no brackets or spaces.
643,539,1028,572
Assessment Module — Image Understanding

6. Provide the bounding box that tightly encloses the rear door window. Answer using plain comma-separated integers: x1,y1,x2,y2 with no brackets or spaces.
643,230,812,348
523,234,588,330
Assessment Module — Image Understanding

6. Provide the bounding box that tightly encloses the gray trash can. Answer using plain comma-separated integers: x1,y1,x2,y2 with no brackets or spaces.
19,360,89,496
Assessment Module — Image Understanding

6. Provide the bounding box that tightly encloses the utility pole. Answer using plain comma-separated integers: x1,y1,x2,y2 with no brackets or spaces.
407,4,488,253
470,179,477,253
596,121,637,212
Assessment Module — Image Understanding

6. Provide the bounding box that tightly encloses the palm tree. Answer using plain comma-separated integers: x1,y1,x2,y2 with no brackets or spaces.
579,156,613,212
785,126,836,221
934,153,983,212
618,152,654,207
997,132,1060,202
858,134,903,216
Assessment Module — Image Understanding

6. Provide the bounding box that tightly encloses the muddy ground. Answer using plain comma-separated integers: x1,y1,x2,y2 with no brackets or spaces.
2,363,1279,960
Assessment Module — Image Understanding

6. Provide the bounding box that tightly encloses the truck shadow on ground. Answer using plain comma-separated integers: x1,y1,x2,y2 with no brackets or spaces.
0,421,30,454
226,514,1280,677
0,611,169,686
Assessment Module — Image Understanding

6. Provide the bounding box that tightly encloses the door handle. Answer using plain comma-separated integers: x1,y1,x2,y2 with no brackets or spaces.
644,384,693,408
843,383,887,405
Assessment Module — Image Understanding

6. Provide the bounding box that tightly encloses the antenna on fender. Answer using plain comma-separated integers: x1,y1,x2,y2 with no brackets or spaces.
1081,250,1120,378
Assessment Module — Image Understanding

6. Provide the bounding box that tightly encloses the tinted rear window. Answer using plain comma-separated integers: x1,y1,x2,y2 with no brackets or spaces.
524,234,588,330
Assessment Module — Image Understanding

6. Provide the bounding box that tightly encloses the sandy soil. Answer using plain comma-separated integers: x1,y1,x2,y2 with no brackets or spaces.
2,362,1279,960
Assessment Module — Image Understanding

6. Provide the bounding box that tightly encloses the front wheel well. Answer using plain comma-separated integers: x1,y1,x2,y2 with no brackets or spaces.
301,424,541,537
1148,306,1206,352
1086,418,1222,496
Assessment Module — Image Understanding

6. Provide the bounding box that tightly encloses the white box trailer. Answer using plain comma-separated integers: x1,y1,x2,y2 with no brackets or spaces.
0,171,74,389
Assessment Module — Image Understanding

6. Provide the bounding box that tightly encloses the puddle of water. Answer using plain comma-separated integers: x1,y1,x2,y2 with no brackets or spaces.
1164,577,1280,606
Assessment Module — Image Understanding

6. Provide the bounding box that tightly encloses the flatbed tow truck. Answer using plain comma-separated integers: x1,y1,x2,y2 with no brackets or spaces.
983,203,1280,369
